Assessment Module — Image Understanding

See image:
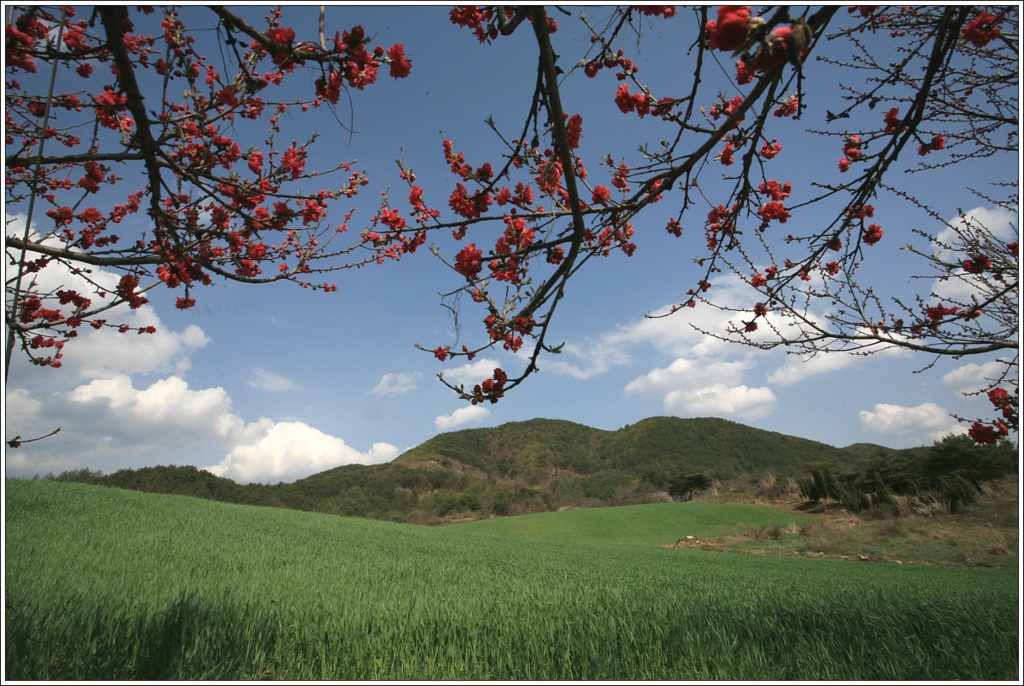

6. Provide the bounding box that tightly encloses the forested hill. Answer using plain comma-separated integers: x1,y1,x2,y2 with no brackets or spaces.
34,416,883,523
394,416,862,480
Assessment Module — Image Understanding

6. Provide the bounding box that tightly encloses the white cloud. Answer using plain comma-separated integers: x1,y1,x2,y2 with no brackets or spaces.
663,383,777,420
934,206,1016,261
625,357,754,395
942,359,1012,396
767,353,858,387
6,373,397,483
859,402,965,442
5,213,209,383
440,358,502,388
4,214,396,485
547,274,816,382
767,334,914,387
435,405,491,430
5,388,42,426
546,340,632,379
370,371,420,396
249,367,302,392
205,424,399,483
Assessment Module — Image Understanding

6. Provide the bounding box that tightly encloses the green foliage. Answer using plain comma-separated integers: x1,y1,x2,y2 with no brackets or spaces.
920,435,1018,491
457,491,482,512
6,481,1018,680
799,462,843,502
667,473,713,500
800,437,1018,515
490,493,511,517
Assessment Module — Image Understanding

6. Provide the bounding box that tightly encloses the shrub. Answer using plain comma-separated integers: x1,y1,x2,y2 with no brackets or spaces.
491,494,511,517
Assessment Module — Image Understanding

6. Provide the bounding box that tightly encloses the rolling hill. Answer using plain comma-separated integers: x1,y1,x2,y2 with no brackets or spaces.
36,415,889,523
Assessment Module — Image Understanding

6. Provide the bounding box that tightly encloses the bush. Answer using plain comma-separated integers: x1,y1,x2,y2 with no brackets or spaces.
458,491,482,512
491,494,511,517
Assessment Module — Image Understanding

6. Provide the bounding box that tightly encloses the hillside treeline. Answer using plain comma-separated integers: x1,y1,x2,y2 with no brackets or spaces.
31,417,1016,524
800,434,1018,515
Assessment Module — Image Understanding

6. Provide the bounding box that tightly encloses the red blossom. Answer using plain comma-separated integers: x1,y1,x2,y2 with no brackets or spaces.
962,12,1003,47
705,5,751,51
883,107,901,133
968,422,1007,445
760,140,782,159
386,44,411,79
758,180,791,202
862,224,883,245
718,142,735,166
633,6,678,19
917,134,945,156
280,146,305,178
248,151,263,175
848,204,875,220
454,243,483,280
470,368,508,405
566,114,583,149
735,59,755,85
962,254,992,274
266,26,295,44
756,201,790,223
592,185,611,205
924,303,960,322
774,96,799,118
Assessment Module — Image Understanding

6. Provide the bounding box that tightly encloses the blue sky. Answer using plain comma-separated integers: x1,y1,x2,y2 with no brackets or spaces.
5,5,1018,483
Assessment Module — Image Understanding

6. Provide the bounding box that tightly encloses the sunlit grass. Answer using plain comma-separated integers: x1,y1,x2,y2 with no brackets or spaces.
6,480,1018,680
450,500,815,545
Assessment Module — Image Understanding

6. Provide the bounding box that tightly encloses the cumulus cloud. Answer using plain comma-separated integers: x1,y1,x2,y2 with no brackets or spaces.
370,371,421,396
767,333,915,387
4,214,397,485
63,313,209,381
942,359,1012,396
205,424,399,483
546,340,632,379
930,206,1018,302
5,212,209,384
859,402,965,442
663,383,777,420
625,357,754,395
435,405,491,431
440,358,502,388
6,373,398,483
547,274,815,382
934,206,1017,261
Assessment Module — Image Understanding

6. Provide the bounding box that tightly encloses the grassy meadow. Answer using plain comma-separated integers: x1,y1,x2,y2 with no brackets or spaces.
452,500,815,546
5,479,1019,680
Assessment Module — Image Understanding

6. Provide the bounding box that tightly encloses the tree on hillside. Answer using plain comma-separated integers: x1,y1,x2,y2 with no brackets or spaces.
667,472,713,502
5,6,1017,449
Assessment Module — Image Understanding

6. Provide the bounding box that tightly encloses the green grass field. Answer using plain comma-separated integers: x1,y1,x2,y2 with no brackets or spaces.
5,480,1018,680
451,500,813,545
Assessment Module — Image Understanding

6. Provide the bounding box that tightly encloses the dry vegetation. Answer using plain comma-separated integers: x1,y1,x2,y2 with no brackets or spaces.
682,473,1019,569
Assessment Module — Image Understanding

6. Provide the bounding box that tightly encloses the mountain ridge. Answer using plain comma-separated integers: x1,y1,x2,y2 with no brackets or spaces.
31,415,893,524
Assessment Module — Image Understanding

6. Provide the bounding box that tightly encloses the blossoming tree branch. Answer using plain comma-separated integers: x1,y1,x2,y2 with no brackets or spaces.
5,5,1017,447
